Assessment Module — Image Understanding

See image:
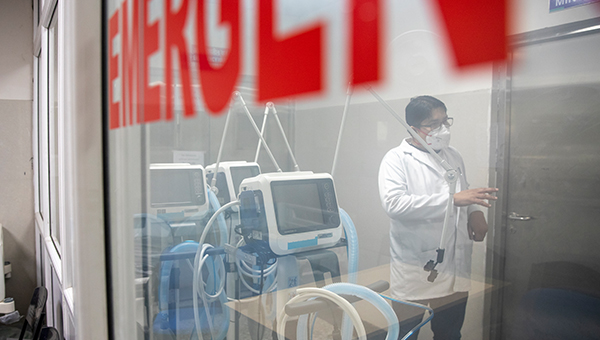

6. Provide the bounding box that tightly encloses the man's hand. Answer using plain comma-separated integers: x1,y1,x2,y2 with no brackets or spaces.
454,187,498,208
468,211,488,241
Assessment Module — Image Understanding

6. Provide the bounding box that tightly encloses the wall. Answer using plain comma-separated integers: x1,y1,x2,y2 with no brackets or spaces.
0,0,35,314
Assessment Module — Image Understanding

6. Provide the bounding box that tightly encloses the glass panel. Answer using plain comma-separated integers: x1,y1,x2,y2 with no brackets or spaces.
500,31,600,340
105,0,494,337
49,14,60,248
104,2,600,340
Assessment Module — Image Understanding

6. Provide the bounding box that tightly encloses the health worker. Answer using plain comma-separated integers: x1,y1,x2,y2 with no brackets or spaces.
378,95,498,340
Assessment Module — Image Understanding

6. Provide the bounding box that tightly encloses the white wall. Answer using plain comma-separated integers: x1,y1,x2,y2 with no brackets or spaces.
0,0,33,101
0,0,35,315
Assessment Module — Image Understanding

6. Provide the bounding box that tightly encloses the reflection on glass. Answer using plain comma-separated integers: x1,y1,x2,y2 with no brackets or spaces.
105,1,600,339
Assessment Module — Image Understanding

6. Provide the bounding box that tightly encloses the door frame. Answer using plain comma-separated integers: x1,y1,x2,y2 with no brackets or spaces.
484,17,600,340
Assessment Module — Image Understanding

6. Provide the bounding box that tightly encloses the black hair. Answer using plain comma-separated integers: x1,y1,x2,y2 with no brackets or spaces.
405,95,447,127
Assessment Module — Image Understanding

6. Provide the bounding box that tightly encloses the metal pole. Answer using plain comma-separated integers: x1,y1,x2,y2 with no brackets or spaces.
269,102,300,171
331,83,353,177
254,105,269,163
235,92,282,172
210,102,235,191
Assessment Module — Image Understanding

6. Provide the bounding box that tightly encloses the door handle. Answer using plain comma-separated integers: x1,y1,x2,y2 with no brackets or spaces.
508,212,534,221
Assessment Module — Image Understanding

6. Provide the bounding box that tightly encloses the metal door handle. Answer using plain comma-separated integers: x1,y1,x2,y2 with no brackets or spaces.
508,212,533,221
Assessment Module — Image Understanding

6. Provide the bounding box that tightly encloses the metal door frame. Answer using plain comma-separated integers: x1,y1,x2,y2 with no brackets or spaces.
484,17,600,340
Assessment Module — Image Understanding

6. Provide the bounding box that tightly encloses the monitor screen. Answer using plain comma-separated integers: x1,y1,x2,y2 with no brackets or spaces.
230,166,260,197
271,179,339,235
151,169,205,207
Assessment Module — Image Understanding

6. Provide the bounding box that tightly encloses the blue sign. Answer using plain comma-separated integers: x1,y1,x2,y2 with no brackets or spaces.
550,0,600,12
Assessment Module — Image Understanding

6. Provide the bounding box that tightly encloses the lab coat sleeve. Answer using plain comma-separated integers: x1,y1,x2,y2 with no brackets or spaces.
468,204,485,215
378,152,449,223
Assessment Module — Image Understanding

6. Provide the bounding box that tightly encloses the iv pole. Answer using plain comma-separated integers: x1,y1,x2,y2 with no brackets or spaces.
366,86,458,282
210,92,282,193
254,102,301,171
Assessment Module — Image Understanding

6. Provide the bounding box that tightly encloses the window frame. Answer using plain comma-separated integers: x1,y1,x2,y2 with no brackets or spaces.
34,0,71,316
48,6,61,252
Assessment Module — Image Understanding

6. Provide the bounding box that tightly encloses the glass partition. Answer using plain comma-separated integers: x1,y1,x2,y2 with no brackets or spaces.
104,1,600,339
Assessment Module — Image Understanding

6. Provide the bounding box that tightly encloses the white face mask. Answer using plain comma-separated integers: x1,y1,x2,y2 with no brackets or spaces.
425,125,451,150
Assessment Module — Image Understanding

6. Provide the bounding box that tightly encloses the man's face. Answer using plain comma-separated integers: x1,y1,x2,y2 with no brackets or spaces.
411,107,449,146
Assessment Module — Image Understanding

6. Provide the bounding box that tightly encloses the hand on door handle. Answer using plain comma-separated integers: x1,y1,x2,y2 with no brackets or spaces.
508,212,534,221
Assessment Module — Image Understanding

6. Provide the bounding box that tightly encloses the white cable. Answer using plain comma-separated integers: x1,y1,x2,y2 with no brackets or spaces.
237,244,278,276
235,239,277,278
192,194,232,338
238,273,277,295
193,243,226,340
236,257,278,294
234,237,278,294
235,239,278,277
277,287,367,340
200,248,226,299
238,257,278,277
198,200,240,247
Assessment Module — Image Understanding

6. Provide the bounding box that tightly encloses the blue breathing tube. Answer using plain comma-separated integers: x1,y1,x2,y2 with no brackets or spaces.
339,208,359,338
158,241,200,312
380,295,434,340
340,208,359,284
294,283,399,340
326,283,399,340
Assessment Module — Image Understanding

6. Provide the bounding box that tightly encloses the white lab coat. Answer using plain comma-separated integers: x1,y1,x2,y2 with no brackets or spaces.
378,139,482,301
